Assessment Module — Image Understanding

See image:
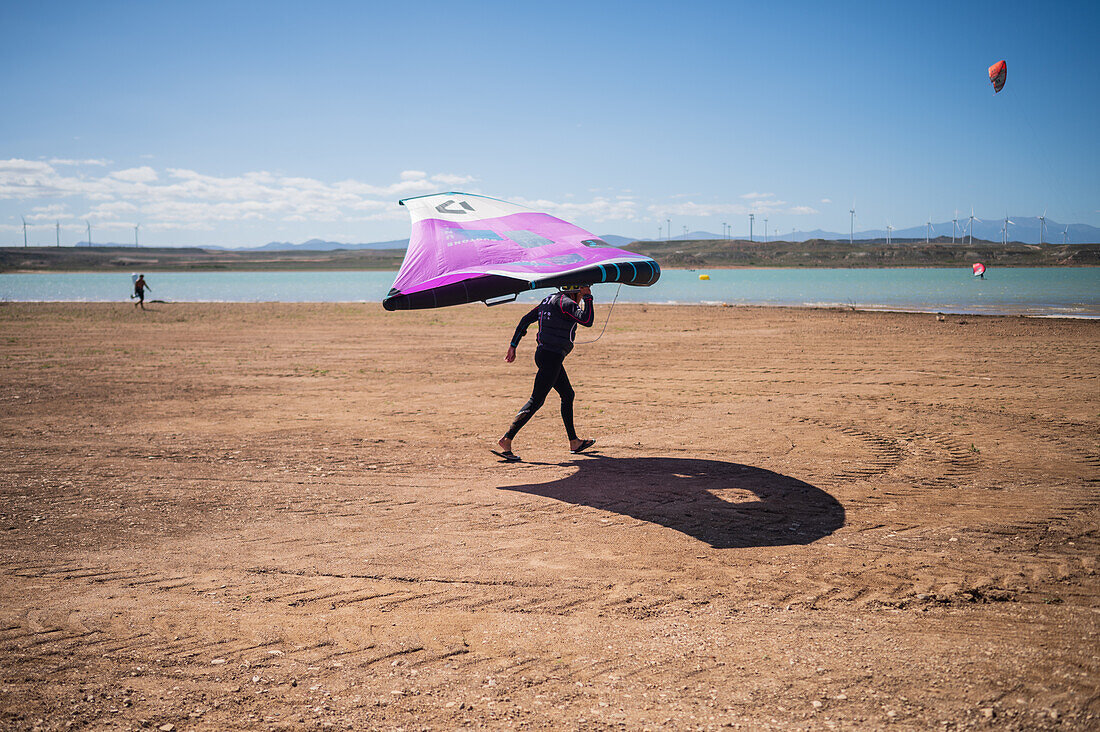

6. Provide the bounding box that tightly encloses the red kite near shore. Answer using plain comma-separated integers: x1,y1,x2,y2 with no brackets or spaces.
988,60,1007,93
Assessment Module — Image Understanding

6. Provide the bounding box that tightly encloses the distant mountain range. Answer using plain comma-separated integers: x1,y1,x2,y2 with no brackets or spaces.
665,217,1100,246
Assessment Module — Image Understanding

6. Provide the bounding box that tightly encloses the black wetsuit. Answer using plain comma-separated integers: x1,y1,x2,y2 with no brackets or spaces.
504,293,594,440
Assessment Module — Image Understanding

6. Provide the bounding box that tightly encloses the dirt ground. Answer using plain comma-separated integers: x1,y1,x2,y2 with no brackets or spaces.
0,302,1097,731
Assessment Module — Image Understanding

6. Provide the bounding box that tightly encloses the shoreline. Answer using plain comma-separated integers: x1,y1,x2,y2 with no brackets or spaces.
3,263,1099,275
5,268,1098,316
3,300,1098,318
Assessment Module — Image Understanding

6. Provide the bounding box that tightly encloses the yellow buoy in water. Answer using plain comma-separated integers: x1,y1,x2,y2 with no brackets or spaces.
699,274,710,281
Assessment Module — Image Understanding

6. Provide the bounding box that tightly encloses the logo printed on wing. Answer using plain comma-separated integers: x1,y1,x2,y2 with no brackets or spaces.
435,200,475,215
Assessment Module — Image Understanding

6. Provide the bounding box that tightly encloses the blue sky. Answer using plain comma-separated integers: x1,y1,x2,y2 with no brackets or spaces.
1,0,1097,246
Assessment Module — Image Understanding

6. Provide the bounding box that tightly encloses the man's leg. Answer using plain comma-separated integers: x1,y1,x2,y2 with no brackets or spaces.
552,366,578,442
503,349,563,441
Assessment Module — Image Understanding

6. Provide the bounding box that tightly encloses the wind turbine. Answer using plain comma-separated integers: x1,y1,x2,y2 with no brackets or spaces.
849,205,855,245
666,218,671,241
885,222,894,246
965,208,981,246
925,215,935,244
952,210,959,244
1038,209,1046,246
1003,214,1015,244
56,220,60,247
134,223,140,248
85,220,92,248
722,222,728,240
22,215,27,247
749,213,754,242
1062,226,1069,245
764,217,768,243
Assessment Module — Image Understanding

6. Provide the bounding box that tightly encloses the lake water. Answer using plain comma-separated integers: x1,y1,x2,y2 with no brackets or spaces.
1,268,1097,317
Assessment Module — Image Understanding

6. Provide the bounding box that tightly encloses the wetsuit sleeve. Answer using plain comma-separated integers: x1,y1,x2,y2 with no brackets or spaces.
510,305,540,348
558,294,595,327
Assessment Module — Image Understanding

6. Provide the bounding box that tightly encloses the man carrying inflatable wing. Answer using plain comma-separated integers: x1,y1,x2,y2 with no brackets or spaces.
492,286,598,462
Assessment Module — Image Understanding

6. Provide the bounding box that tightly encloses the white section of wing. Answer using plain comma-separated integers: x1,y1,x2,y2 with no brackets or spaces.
400,192,532,223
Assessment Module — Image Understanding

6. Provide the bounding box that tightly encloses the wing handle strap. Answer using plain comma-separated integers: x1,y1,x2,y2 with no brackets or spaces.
484,293,519,307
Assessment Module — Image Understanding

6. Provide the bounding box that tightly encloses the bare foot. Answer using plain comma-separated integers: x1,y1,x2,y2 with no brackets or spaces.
498,436,512,452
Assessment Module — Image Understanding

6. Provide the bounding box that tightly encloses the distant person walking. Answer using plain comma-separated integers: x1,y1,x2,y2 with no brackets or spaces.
133,274,151,310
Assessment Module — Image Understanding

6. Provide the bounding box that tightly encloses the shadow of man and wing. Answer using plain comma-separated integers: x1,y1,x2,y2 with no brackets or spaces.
500,456,843,549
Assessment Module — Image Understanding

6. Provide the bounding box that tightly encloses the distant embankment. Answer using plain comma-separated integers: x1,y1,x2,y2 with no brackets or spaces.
626,237,1099,268
0,246,407,273
1,237,1097,273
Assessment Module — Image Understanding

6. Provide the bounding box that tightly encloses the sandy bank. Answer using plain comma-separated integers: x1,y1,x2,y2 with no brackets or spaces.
1,303,1097,729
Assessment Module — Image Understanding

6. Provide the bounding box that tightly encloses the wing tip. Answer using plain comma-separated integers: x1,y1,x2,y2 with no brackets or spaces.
397,191,479,206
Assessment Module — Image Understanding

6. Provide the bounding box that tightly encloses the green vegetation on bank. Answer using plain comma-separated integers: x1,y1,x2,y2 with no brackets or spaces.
0,246,406,273
1,237,1097,273
626,237,1098,268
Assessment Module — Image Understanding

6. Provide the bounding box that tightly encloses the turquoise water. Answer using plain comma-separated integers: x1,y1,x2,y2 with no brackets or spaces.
1,268,1097,316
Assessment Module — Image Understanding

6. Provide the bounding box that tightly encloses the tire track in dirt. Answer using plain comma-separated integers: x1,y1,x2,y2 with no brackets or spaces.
0,552,1053,626
794,416,908,485
838,394,1100,532
721,412,1100,607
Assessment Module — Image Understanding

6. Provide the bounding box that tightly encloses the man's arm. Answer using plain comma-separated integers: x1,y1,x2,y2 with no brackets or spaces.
510,305,540,348
558,293,595,327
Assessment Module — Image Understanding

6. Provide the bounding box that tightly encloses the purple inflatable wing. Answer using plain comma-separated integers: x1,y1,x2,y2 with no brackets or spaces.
382,192,660,310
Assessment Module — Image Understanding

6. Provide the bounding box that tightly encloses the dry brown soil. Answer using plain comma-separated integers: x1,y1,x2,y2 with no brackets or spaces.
1,303,1097,730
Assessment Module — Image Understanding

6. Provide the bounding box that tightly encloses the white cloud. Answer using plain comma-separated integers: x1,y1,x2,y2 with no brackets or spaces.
110,167,158,183
25,204,69,221
2,158,823,237
651,198,792,217
85,201,139,221
47,158,111,166
0,158,484,232
650,201,747,217
820,198,832,204
430,173,476,186
1,159,54,175
515,196,638,222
